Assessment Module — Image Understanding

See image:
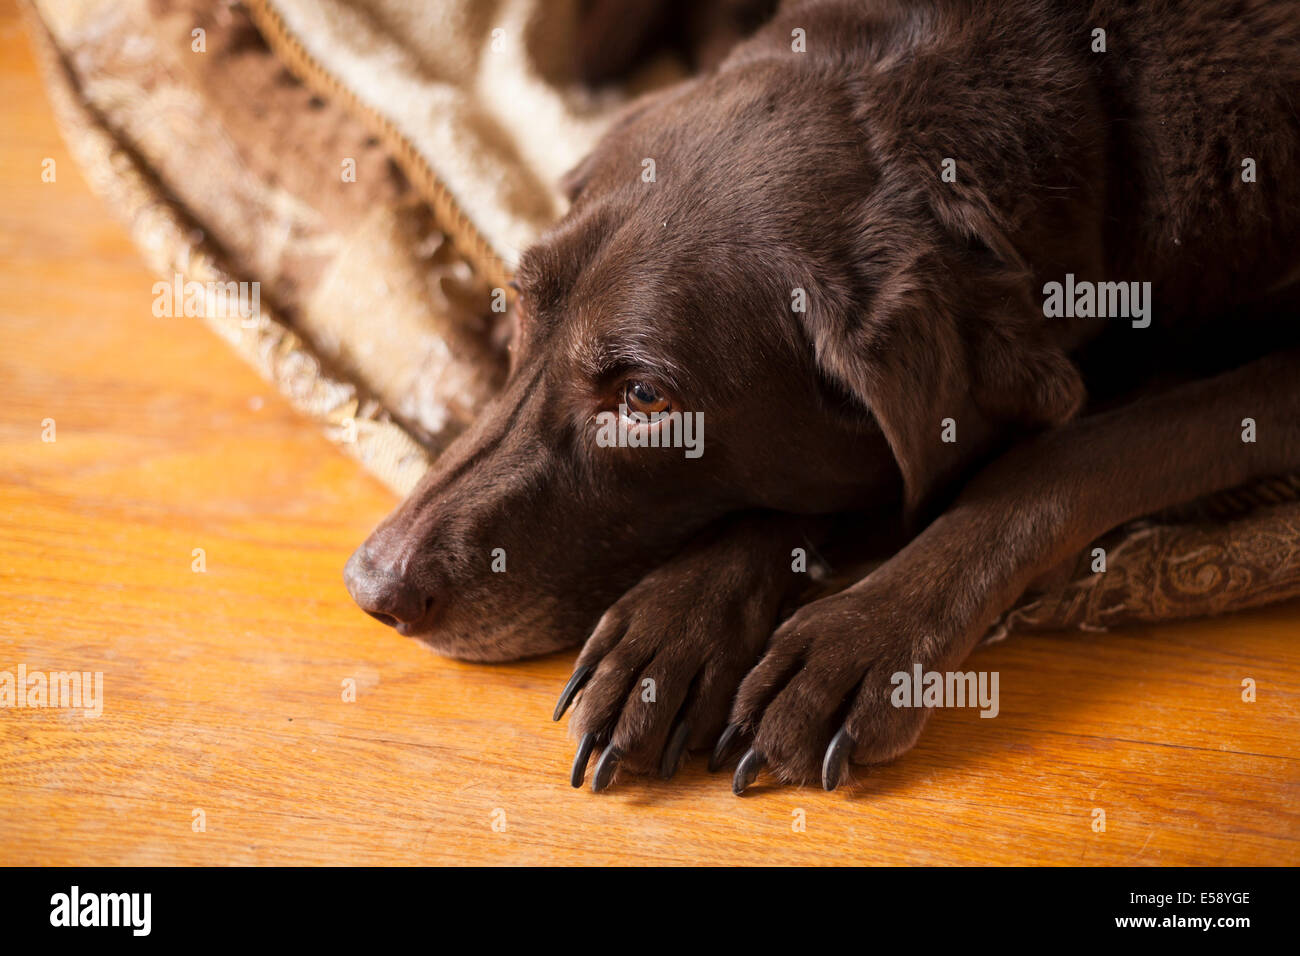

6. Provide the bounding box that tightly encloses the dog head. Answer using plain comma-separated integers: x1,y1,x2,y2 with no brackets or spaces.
345,44,1083,661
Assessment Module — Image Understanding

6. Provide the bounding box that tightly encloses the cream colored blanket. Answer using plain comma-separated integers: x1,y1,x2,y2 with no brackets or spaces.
249,0,638,285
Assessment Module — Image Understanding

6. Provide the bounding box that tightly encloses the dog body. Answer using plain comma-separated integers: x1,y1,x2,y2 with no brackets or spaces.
347,0,1300,790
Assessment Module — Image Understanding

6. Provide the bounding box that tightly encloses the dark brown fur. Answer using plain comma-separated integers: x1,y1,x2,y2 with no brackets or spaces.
347,0,1300,786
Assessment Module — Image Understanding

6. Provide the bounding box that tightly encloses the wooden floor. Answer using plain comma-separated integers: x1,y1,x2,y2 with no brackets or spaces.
1,2,1297,866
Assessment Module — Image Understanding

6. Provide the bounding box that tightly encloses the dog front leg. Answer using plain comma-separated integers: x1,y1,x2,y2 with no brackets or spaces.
555,509,833,790
722,349,1300,790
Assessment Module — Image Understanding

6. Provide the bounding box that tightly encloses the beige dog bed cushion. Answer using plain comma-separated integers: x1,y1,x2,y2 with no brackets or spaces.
24,0,1300,638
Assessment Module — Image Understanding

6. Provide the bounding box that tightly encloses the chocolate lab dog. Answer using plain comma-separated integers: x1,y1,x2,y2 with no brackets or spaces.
345,0,1300,793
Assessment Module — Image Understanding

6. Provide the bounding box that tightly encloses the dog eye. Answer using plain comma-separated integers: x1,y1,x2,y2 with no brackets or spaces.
623,380,671,416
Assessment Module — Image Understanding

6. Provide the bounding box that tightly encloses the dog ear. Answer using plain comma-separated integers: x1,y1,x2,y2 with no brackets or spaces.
800,174,1084,514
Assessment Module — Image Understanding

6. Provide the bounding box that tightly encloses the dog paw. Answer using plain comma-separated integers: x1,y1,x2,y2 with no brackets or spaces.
554,530,793,791
719,580,961,793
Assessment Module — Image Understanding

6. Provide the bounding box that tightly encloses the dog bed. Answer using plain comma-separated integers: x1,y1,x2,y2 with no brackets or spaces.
23,0,1300,639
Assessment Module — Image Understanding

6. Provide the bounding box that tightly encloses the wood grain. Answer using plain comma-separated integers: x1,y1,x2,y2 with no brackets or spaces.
0,0,1297,865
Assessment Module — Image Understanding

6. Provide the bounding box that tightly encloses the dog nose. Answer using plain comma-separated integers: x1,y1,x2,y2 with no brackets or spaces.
343,544,432,629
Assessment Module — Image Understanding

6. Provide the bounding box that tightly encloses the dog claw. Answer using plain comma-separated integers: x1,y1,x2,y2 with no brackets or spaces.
570,732,598,788
660,720,691,779
553,664,593,721
709,722,743,772
822,726,854,791
732,747,763,795
591,743,622,793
